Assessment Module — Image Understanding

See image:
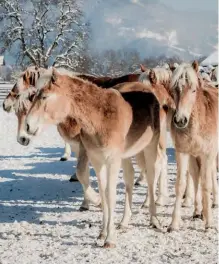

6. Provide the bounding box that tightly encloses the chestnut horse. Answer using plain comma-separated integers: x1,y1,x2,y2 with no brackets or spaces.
24,68,168,247
168,61,218,231
2,67,140,161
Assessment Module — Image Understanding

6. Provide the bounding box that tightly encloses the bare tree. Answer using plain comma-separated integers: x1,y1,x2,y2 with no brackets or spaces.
0,0,89,68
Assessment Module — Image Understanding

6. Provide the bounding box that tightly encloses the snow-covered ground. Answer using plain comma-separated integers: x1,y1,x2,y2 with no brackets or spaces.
0,108,218,264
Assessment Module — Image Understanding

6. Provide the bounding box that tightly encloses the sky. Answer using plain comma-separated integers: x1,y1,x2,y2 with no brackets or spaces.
159,0,217,11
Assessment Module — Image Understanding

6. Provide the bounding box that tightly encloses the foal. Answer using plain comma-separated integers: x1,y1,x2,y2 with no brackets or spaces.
25,68,164,247
139,65,196,207
168,61,218,231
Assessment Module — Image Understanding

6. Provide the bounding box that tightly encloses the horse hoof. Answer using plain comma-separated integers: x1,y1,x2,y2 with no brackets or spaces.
156,196,168,206
60,157,68,161
205,226,214,232
79,206,89,212
182,199,193,208
141,202,149,209
103,242,116,248
193,214,203,220
167,226,179,233
97,233,106,240
117,224,128,231
150,216,162,230
69,176,79,182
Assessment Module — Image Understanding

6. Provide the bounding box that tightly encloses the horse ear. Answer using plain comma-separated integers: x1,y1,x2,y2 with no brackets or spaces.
168,63,176,72
51,68,58,83
149,69,157,85
140,64,147,72
29,92,36,102
24,71,30,82
192,60,199,72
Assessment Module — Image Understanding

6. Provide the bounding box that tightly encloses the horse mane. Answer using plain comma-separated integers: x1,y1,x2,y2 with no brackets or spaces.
139,67,172,87
14,86,37,113
170,63,199,90
55,67,97,78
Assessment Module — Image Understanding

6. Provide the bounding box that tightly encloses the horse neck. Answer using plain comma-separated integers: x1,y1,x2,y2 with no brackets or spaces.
192,87,218,126
64,78,108,134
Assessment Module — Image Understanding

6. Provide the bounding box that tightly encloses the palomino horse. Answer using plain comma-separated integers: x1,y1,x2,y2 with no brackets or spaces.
168,61,218,231
24,68,169,247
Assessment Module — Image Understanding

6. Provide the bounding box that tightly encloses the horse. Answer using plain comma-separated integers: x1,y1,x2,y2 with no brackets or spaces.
139,64,200,208
168,61,218,232
135,66,174,205
2,66,140,164
23,67,171,247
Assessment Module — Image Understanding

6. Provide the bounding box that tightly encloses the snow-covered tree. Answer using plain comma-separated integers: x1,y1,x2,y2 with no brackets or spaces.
0,0,90,68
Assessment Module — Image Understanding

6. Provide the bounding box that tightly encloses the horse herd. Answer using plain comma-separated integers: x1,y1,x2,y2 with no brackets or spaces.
2,60,218,248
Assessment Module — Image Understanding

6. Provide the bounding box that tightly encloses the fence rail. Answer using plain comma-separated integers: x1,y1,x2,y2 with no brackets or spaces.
0,83,13,105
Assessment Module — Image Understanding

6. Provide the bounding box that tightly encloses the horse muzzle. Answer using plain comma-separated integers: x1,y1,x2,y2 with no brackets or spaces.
17,136,30,146
173,114,188,129
3,101,13,113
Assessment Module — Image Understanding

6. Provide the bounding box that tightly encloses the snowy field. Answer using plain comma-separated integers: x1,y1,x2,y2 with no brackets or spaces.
0,107,218,264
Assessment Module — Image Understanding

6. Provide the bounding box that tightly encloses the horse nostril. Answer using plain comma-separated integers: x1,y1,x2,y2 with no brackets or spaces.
20,137,30,146
26,123,30,133
20,137,25,144
183,117,188,125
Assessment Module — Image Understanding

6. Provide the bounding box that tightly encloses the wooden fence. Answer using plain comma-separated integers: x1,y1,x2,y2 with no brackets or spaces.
0,83,13,105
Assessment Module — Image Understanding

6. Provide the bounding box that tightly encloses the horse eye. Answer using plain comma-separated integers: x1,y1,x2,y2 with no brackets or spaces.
42,96,47,100
192,90,196,93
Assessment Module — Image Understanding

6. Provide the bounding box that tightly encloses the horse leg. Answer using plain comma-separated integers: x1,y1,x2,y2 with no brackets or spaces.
212,159,218,208
118,158,134,229
201,156,214,229
189,156,202,218
168,152,189,231
156,151,169,206
60,142,71,161
135,151,146,186
76,144,100,211
182,171,194,207
104,159,121,248
144,139,161,229
141,146,161,210
69,147,79,182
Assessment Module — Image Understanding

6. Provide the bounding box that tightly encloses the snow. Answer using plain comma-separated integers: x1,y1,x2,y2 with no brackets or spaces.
201,51,218,66
0,107,218,264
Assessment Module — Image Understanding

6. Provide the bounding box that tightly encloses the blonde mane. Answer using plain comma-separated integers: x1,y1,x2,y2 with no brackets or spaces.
14,86,37,113
170,63,199,90
56,67,97,78
139,67,172,86
36,67,95,91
